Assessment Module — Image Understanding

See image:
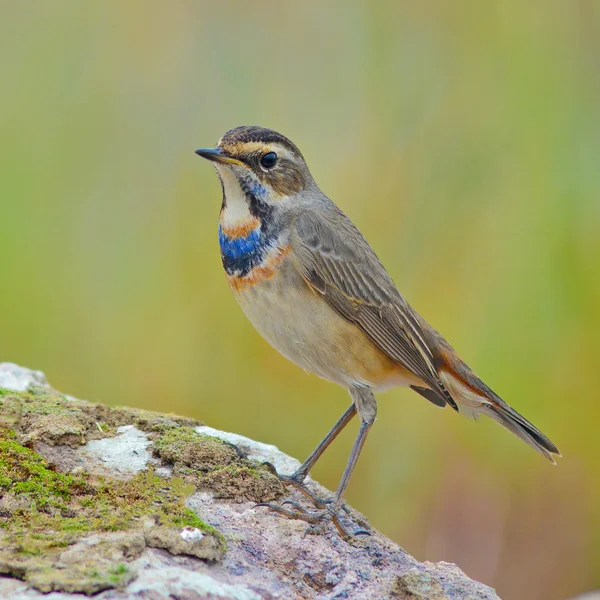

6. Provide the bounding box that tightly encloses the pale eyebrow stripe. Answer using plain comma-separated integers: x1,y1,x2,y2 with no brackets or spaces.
219,141,297,162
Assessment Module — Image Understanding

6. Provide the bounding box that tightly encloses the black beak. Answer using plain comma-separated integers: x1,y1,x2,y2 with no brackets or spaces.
194,147,243,166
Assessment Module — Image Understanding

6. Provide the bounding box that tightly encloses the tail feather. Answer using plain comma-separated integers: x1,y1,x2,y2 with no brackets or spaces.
482,402,561,464
438,368,561,463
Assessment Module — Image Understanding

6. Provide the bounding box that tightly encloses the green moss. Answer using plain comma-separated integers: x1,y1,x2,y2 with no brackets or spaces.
0,428,218,537
201,464,285,502
109,563,129,583
0,428,86,510
0,427,225,593
152,426,242,469
0,388,29,398
151,424,285,503
0,386,205,450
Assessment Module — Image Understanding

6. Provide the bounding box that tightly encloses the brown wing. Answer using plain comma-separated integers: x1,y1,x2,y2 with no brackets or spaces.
290,207,458,411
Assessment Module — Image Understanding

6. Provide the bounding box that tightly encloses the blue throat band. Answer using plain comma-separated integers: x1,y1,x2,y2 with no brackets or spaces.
218,224,270,276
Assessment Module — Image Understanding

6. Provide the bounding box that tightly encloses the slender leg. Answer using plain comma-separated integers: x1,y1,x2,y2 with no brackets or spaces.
258,387,377,538
320,387,376,526
263,403,356,508
287,403,357,482
327,417,372,513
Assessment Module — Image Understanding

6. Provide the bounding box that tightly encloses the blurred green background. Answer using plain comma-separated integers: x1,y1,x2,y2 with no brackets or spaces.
1,2,599,598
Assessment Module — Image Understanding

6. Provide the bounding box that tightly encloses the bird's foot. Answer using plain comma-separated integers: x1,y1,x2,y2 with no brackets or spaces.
255,500,370,539
261,462,371,538
263,462,344,509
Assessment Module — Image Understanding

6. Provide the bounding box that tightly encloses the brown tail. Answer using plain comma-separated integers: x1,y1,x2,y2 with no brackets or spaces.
413,320,561,462
482,402,561,464
437,366,561,463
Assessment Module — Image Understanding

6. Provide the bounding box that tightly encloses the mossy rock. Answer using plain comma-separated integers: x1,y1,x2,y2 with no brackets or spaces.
0,386,203,449
151,424,285,502
0,388,226,595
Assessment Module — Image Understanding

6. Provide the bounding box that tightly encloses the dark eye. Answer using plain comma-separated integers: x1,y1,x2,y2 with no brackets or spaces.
260,152,278,169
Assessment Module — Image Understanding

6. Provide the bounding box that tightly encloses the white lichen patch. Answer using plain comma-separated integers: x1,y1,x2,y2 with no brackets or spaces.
144,526,223,561
181,527,204,543
0,362,48,392
79,425,152,475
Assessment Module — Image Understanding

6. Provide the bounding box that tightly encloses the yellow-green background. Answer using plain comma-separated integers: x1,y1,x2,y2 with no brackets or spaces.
2,2,598,598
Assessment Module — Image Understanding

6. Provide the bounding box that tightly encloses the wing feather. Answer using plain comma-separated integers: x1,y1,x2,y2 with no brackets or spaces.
291,208,457,410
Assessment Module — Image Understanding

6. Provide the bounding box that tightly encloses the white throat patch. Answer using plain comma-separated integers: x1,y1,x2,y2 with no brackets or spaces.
217,165,253,230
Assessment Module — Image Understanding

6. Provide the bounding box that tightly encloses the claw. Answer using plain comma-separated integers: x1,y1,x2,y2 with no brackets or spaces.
262,462,305,486
281,499,309,512
256,502,316,521
262,462,278,476
263,463,330,508
295,487,331,508
331,516,353,539
330,517,372,540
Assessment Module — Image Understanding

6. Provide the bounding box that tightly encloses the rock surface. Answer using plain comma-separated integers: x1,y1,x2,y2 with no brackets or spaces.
0,363,500,600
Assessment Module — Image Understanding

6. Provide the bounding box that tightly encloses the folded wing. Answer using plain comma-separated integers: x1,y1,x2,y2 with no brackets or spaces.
290,208,457,411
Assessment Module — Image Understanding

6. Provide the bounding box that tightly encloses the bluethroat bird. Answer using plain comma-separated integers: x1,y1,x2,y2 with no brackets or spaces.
195,126,560,537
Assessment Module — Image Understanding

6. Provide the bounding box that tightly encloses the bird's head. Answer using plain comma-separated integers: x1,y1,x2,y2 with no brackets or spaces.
195,126,314,215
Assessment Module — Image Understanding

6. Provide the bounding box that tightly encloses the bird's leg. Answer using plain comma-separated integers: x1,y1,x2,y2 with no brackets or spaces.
258,387,376,538
287,403,357,484
264,403,356,506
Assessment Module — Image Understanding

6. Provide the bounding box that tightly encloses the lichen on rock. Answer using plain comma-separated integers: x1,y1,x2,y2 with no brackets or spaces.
392,569,448,599
0,386,226,594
